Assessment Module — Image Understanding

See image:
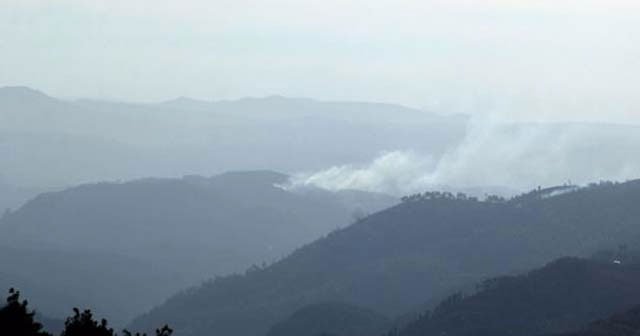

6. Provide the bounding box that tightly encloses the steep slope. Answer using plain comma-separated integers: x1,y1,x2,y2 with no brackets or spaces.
130,180,640,336
0,170,395,325
266,302,390,336
398,257,640,336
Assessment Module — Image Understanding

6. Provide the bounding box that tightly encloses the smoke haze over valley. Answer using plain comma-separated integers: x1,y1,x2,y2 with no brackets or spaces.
2,1,640,336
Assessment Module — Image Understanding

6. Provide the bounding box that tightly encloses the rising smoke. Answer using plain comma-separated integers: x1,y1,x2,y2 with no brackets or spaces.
289,117,640,196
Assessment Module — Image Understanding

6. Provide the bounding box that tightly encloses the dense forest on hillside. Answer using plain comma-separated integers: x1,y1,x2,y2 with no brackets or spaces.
555,305,640,336
396,257,640,336
130,180,640,336
262,256,640,336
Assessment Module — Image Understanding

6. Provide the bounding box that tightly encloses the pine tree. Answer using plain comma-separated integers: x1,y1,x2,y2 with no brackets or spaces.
0,288,51,336
61,308,115,336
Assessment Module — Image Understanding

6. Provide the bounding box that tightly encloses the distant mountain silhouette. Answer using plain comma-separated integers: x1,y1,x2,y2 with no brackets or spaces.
0,170,395,325
0,86,466,188
266,302,390,336
0,86,58,104
0,178,43,214
130,180,640,336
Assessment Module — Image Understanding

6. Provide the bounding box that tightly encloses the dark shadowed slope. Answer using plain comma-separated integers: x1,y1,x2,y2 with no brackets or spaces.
266,302,390,336
398,257,640,336
556,305,640,336
0,170,395,325
130,180,640,336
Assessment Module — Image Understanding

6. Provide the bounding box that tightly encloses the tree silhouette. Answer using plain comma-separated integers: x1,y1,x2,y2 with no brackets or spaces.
154,325,173,336
0,288,51,336
61,308,172,336
1,288,172,336
123,325,173,336
61,308,115,336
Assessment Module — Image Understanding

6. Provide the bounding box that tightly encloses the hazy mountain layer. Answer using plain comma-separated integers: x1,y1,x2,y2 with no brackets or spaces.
4,86,640,198
0,86,466,189
0,170,395,325
0,245,173,328
130,180,640,336
266,302,390,336
0,179,42,214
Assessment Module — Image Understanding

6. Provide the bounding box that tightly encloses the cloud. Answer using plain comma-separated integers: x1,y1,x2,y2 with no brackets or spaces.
289,118,640,195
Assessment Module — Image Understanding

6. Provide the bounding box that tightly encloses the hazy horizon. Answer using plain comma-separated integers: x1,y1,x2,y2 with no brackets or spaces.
4,3,640,336
4,85,640,127
3,0,640,124
2,84,640,197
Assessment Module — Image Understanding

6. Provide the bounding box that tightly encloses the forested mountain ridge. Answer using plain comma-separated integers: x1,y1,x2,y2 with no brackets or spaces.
0,170,395,325
555,304,640,336
397,257,640,336
130,179,640,336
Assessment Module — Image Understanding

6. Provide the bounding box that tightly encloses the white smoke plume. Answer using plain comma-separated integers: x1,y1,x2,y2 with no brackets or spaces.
288,151,437,196
289,117,640,196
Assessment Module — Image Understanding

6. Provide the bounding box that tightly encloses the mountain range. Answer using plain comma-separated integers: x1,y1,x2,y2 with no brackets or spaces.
0,86,466,192
129,179,640,336
0,170,395,325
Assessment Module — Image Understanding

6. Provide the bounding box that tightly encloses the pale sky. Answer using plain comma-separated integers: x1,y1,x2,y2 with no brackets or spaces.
2,0,640,123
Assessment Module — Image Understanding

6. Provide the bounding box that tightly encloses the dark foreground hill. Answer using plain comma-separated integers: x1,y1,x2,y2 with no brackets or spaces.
557,305,640,336
398,257,640,336
0,170,395,325
266,302,390,336
130,180,640,336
